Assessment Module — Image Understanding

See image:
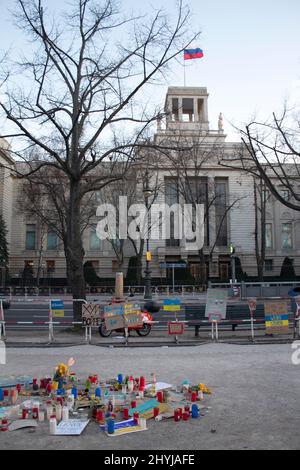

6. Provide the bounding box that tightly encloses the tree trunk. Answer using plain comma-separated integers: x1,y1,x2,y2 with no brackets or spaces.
65,180,86,322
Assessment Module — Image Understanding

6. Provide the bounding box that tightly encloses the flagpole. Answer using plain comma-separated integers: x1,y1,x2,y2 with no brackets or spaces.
183,57,186,87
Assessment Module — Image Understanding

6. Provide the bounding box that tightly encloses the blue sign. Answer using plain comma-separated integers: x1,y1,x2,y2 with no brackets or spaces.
163,299,181,312
159,263,187,269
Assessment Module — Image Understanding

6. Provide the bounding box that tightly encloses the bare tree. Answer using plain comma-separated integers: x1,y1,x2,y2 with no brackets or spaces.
0,0,198,318
220,107,300,211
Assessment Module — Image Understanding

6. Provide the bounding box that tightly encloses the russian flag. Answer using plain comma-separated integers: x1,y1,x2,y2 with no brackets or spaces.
184,48,204,60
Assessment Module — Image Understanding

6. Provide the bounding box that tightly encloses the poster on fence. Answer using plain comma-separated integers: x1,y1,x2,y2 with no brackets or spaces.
104,303,142,330
168,322,185,336
82,303,100,327
205,289,227,321
50,300,65,318
264,301,289,335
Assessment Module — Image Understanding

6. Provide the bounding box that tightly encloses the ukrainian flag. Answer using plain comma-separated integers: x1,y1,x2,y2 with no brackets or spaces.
163,299,181,312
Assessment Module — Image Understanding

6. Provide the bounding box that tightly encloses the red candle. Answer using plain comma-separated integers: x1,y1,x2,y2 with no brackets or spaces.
22,409,29,420
131,400,137,409
133,412,139,425
123,408,129,420
32,407,39,420
177,407,183,419
183,412,190,421
153,407,160,418
157,391,163,403
1,419,8,432
184,405,190,413
139,376,146,389
96,410,104,423
191,392,197,402
16,384,21,393
4,390,8,398
174,409,180,422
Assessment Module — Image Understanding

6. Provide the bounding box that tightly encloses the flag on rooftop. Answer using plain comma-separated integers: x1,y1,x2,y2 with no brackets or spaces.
184,48,204,60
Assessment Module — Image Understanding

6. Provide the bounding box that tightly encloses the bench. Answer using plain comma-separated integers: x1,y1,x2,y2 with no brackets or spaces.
185,304,266,337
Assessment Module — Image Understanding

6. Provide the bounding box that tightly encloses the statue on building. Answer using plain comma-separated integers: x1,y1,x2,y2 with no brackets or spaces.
218,112,224,133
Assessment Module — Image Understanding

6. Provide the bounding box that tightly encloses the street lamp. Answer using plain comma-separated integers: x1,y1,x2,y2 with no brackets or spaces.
143,173,153,300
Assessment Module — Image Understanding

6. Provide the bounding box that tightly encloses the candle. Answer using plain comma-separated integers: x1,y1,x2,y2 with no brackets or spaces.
191,392,197,403
46,402,53,420
153,407,160,418
11,389,18,405
22,408,29,420
131,400,137,409
1,419,8,432
174,409,180,422
191,404,199,419
0,389,3,402
139,418,147,429
49,416,57,435
139,376,146,389
128,379,134,393
178,408,183,419
96,410,104,423
107,419,115,435
123,408,129,420
133,412,139,425
183,412,190,421
38,411,45,422
62,406,69,421
95,387,101,398
122,384,127,394
16,384,21,393
117,374,123,385
71,387,78,400
157,391,163,403
32,407,39,420
55,404,62,421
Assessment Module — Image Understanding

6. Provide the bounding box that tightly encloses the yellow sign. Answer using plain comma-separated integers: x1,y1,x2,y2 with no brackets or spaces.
146,251,152,261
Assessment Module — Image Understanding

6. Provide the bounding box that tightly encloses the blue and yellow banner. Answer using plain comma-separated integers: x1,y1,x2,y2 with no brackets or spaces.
50,300,65,318
163,299,181,312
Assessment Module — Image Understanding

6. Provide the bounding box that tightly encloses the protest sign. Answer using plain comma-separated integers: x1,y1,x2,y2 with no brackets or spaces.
205,289,227,320
55,419,89,436
168,322,185,335
264,301,289,335
82,303,100,327
50,300,64,318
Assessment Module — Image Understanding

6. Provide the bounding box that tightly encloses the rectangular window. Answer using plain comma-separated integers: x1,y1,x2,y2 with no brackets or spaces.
185,177,209,246
280,190,290,201
90,225,101,251
265,259,273,272
47,230,58,250
165,178,180,248
215,179,228,247
171,98,179,121
282,223,293,249
265,223,273,250
25,224,36,250
46,260,55,274
182,98,194,122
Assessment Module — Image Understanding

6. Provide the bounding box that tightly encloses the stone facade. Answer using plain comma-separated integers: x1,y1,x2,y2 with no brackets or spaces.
0,87,299,285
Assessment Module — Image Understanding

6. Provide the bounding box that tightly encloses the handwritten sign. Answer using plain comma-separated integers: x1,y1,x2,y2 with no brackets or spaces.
264,301,289,335
55,419,89,436
104,303,142,330
168,322,185,335
82,303,100,327
205,289,227,320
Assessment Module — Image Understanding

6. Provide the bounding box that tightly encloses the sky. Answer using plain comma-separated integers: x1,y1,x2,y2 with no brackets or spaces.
0,0,300,141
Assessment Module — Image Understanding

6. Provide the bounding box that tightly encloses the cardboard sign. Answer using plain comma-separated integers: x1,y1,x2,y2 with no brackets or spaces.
205,289,227,320
264,301,289,335
163,299,181,312
55,419,89,436
104,303,142,330
82,303,100,327
50,300,64,318
105,314,125,331
168,322,185,335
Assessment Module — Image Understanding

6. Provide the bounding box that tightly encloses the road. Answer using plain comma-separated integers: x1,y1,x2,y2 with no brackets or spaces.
0,343,299,450
2,301,186,331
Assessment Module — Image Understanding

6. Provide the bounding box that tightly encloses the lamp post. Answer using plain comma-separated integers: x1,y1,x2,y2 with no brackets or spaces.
143,173,153,300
